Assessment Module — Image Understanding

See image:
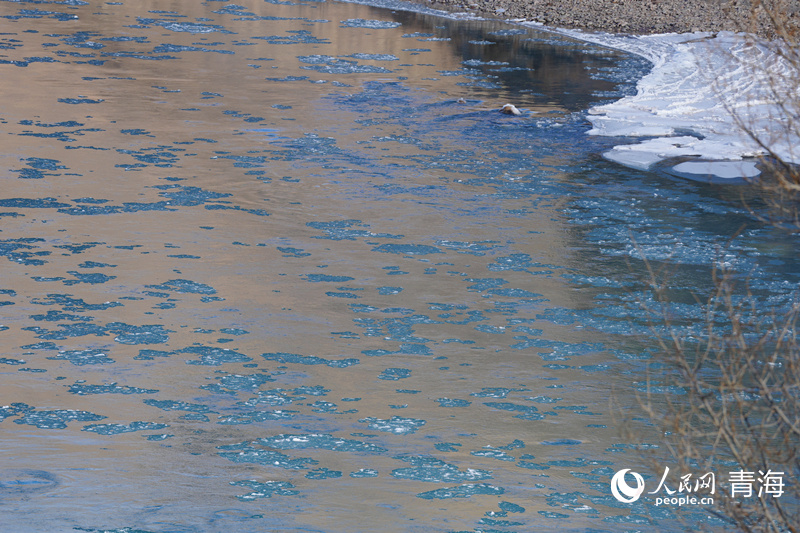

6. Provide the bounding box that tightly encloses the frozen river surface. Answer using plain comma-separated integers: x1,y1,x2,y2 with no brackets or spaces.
0,0,798,532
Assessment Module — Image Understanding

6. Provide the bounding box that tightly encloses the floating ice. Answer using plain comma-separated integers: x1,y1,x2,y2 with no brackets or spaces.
137,17,228,34
497,439,525,450
484,288,544,299
277,246,310,257
310,400,343,413
291,385,331,397
217,442,319,469
670,160,761,180
82,421,170,434
255,31,329,45
216,410,295,424
305,468,342,479
326,288,361,298
470,387,519,398
488,29,528,36
517,460,550,470
344,53,399,61
108,323,170,345
436,397,471,407
68,383,158,395
483,401,544,420
202,372,274,393
298,55,392,74
152,43,234,55
47,349,114,366
500,501,526,513
58,98,104,104
378,368,411,380
350,468,379,478
359,415,425,434
304,273,355,282
146,278,216,294
372,243,442,255
340,18,401,29
261,352,359,367
13,408,105,429
391,455,491,483
231,480,299,500
135,349,174,360
416,483,504,500
377,286,403,295
541,439,582,445
362,343,432,357
182,345,252,365
143,399,215,413
470,448,514,461
180,413,209,421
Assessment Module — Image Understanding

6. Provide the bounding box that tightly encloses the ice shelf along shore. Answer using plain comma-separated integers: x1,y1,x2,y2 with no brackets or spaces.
548,27,800,180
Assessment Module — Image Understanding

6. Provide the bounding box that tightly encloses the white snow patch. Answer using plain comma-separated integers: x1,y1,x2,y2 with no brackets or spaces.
672,160,761,179
530,28,800,179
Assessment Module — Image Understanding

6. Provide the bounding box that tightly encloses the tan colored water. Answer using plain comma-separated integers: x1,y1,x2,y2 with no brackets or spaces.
0,0,736,531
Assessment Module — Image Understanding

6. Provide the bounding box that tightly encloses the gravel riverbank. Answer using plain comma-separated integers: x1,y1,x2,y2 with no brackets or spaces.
411,0,798,37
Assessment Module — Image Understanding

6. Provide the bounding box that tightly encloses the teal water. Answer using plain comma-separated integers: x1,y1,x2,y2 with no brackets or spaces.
0,0,796,532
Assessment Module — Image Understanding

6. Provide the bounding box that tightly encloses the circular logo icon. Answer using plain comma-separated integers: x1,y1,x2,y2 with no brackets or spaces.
611,469,645,503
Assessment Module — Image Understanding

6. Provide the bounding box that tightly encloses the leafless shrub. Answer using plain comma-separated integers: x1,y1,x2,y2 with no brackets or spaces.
714,0,800,228
618,4,800,530
634,255,800,532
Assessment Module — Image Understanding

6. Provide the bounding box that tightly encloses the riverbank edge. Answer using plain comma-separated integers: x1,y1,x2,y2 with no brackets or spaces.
404,0,796,37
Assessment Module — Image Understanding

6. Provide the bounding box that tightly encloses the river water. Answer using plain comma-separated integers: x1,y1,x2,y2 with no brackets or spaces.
1,0,797,532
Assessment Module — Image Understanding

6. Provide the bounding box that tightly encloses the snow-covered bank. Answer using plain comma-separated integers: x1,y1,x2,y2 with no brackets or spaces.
542,28,800,180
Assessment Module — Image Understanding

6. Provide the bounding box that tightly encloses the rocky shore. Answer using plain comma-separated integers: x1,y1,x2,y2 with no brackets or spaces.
411,0,799,37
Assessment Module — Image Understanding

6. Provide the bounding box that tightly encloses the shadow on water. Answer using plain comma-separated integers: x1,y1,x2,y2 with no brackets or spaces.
374,8,652,111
